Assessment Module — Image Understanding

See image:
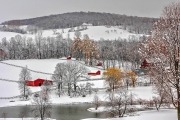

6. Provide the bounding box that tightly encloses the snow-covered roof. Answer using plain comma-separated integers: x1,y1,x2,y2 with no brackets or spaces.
82,23,93,26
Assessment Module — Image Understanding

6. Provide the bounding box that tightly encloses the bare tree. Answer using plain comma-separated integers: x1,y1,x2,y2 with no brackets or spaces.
52,29,57,34
122,70,137,90
92,94,101,110
63,61,88,96
106,87,134,117
52,63,66,97
71,37,83,60
35,31,43,59
74,31,81,38
19,66,31,100
18,112,25,120
139,2,180,119
81,38,99,65
31,85,52,120
2,112,7,120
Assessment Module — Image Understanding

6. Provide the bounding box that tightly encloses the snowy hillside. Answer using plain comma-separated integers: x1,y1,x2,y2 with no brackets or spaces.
0,31,33,40
0,25,144,41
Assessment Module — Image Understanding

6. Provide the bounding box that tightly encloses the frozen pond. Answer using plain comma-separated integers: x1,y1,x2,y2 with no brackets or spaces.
0,104,111,120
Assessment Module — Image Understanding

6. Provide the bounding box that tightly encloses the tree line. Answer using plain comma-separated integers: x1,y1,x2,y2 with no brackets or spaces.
1,12,157,34
0,31,146,70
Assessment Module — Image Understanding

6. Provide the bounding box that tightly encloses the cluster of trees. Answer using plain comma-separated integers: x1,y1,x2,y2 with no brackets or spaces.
0,31,144,71
12,2,180,119
0,32,72,60
139,2,180,120
97,36,145,69
19,66,52,120
2,26,27,34
71,33,144,69
90,67,135,117
105,87,136,117
1,12,156,34
52,61,95,97
71,32,99,65
103,67,136,91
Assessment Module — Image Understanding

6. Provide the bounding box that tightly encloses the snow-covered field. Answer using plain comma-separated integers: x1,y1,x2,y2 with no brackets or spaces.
0,24,174,119
0,58,104,107
0,58,103,81
0,25,143,41
0,58,156,107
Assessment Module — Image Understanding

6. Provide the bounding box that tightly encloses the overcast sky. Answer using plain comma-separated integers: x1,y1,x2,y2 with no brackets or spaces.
0,0,179,23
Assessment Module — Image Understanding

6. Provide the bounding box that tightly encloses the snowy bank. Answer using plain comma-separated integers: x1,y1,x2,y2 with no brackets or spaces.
0,118,55,120
82,109,177,120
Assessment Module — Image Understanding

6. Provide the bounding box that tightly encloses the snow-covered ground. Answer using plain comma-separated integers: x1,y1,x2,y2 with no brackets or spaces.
0,59,177,120
0,25,143,41
0,118,55,120
0,31,33,40
0,58,103,81
82,109,177,120
0,24,174,120
0,59,156,108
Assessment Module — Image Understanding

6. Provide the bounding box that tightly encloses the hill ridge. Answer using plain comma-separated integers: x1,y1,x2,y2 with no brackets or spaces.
1,12,157,34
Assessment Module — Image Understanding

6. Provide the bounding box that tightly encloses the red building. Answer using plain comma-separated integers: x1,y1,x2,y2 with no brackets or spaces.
67,56,71,60
96,62,102,66
26,78,53,86
140,59,152,68
0,49,4,59
88,70,101,76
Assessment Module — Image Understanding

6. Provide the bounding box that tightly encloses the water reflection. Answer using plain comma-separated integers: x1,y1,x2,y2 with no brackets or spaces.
0,104,110,120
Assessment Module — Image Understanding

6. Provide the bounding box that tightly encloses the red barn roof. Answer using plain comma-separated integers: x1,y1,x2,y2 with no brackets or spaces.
88,70,101,76
26,78,52,86
67,56,71,60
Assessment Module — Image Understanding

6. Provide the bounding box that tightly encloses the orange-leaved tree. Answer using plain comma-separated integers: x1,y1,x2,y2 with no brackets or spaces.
71,38,83,60
103,68,122,91
123,70,136,90
81,39,99,65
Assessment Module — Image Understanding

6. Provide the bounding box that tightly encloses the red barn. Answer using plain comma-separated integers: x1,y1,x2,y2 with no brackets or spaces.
26,78,53,86
0,49,4,60
67,56,71,60
88,70,101,76
140,59,152,68
96,62,102,66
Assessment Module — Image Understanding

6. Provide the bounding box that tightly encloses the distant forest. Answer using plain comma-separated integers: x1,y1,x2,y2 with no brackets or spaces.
1,12,157,35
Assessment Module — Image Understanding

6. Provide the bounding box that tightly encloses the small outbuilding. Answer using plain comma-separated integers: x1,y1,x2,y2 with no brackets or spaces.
88,70,101,76
0,49,4,60
67,56,71,60
140,59,152,68
96,62,102,66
